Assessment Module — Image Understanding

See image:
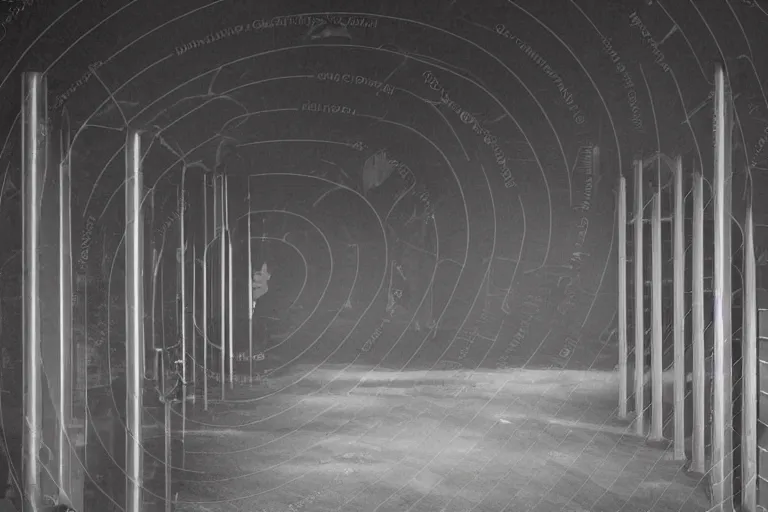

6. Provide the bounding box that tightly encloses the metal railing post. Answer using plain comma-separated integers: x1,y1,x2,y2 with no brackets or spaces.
225,176,233,389
691,170,706,474
125,129,145,512
650,191,663,441
672,156,686,459
203,175,209,410
711,61,734,510
618,175,628,419
633,159,645,435
21,71,46,512
247,180,253,385
742,200,757,511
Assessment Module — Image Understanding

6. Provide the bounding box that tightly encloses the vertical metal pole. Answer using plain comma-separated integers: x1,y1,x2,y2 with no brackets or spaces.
634,159,645,435
22,71,45,512
139,200,146,386
63,108,84,512
39,87,63,507
150,188,157,360
179,170,186,465
83,270,88,457
58,119,74,503
673,156,686,460
225,176,234,389
161,264,166,365
70,116,87,511
125,130,144,512
154,348,163,395
247,180,253,385
192,242,196,405
164,399,171,512
711,61,734,510
651,191,664,440
618,175,628,419
743,199,757,512
218,175,226,401
227,235,234,387
691,170,706,473
203,175,209,410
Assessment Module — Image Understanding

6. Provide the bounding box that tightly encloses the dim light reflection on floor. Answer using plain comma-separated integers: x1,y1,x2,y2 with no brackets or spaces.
162,366,709,512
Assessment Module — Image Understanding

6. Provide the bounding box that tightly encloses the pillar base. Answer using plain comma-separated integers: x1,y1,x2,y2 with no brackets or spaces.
685,462,707,476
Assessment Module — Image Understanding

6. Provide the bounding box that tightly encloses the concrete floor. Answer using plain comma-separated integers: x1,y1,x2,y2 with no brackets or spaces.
169,364,710,512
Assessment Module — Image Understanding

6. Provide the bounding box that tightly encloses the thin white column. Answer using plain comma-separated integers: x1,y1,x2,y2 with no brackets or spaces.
247,180,253,385
634,159,645,435
21,72,46,512
673,156,686,459
691,170,706,473
217,175,226,401
150,189,158,364
742,200,757,511
191,242,196,405
179,171,187,467
225,176,234,389
651,191,663,441
125,129,145,512
711,61,734,510
203,175,209,410
59,109,79,510
164,396,171,512
618,176,628,419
